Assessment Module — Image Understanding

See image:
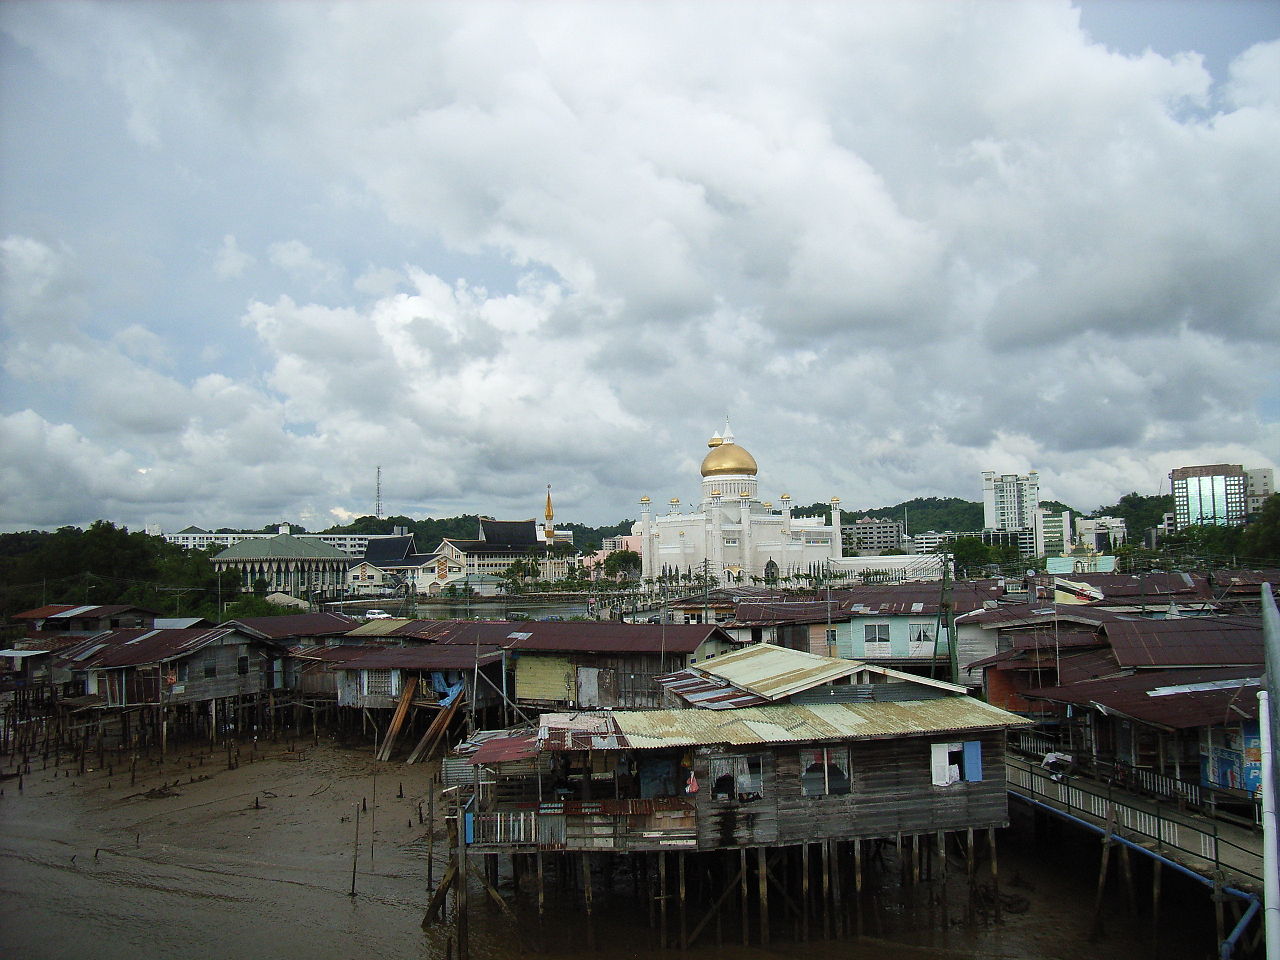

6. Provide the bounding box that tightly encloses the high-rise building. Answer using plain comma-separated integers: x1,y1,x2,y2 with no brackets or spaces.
1169,464,1248,529
1075,516,1126,551
1033,508,1072,557
1247,468,1275,516
843,516,905,555
982,471,1039,532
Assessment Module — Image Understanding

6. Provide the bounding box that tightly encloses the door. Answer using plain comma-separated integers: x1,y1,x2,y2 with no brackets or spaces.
577,666,601,707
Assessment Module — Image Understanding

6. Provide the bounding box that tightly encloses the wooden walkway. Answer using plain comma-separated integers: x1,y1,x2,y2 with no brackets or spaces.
1006,755,1263,893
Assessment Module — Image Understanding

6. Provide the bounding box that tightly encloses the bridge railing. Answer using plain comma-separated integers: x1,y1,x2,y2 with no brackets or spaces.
1007,756,1261,885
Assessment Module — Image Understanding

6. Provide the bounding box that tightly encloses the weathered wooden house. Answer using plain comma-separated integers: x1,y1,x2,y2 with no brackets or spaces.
969,609,1265,805
463,644,1028,854
53,627,282,744
501,622,736,710
58,627,276,707
12,603,163,640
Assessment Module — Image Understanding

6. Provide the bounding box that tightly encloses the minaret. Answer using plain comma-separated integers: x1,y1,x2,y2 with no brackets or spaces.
544,484,555,545
830,497,842,560
639,496,653,580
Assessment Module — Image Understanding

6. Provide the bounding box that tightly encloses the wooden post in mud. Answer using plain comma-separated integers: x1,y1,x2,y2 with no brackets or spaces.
739,848,749,946
757,846,769,945
1151,859,1163,949
455,806,470,960
678,850,688,949
350,803,361,896
658,850,668,948
1090,805,1117,941
987,827,1001,924
801,842,810,941
820,840,831,938
965,827,976,923
536,849,545,917
854,838,864,937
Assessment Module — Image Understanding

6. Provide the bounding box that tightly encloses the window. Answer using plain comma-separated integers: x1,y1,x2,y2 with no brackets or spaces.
709,755,764,803
237,655,250,676
176,662,189,683
825,628,837,644
908,623,936,657
863,623,890,657
203,658,217,679
365,669,395,697
930,741,983,786
800,747,851,796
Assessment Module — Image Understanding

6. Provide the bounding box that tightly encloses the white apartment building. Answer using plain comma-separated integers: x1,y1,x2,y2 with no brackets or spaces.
154,523,407,558
1247,468,1275,516
982,471,1039,531
1076,516,1127,551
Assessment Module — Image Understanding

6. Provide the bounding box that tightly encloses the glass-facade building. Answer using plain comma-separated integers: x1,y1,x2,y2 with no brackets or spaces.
1170,464,1248,529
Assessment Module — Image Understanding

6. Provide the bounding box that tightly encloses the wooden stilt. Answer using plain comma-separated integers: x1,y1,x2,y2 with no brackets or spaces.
1089,806,1116,941
687,855,746,948
1151,859,1162,949
757,846,769,946
740,847,749,946
987,827,1000,924
1119,844,1137,916
854,838,863,938
820,839,831,939
679,851,687,949
801,842,810,941
911,833,920,885
830,840,843,938
659,851,668,949
536,850,545,918
582,852,593,916
965,826,976,924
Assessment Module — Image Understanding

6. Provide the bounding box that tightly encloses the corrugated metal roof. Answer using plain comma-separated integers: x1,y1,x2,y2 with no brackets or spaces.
1026,667,1262,730
227,612,358,639
346,618,421,636
57,628,240,669
683,643,859,701
536,697,1028,750
329,645,502,671
1103,617,1263,669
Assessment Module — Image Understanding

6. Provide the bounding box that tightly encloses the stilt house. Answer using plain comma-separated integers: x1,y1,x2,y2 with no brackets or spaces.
462,643,1029,852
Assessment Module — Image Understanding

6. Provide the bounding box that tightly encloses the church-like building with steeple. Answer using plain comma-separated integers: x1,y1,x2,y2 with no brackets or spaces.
632,423,844,586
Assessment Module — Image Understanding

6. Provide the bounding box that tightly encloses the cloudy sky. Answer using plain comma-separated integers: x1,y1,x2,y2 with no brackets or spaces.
2,1,1278,534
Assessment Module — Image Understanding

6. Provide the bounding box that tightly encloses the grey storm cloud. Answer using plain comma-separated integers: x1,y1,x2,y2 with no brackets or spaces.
0,1,1276,532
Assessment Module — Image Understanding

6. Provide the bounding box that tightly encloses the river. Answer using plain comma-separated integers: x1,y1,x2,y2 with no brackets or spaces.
0,741,1226,959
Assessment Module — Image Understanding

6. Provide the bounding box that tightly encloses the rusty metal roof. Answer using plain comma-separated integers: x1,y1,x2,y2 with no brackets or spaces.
327,645,502,671
57,628,242,669
287,644,386,663
345,618,423,636
225,612,358,640
536,697,1028,751
1102,616,1263,668
1026,667,1263,730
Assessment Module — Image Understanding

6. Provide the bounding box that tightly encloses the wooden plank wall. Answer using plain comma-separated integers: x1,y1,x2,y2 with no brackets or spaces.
691,730,1009,850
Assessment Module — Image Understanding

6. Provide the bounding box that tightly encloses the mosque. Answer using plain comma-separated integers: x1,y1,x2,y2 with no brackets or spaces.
632,424,844,585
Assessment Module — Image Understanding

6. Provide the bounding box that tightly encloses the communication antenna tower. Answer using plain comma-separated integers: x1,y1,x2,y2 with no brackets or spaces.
375,465,383,519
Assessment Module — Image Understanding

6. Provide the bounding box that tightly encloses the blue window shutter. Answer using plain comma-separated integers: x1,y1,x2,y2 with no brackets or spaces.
963,740,983,782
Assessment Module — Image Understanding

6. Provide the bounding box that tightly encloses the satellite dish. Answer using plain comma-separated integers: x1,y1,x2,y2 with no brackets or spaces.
1026,570,1035,578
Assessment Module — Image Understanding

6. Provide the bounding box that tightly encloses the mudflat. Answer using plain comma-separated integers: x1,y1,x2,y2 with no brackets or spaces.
0,738,1214,960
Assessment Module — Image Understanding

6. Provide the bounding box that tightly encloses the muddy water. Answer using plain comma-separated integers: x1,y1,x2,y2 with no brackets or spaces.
0,742,1222,959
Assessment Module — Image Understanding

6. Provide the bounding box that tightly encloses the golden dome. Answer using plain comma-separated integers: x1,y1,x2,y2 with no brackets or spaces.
700,438,758,477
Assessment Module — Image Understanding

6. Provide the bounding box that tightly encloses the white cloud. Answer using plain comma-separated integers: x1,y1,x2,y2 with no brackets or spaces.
213,234,254,280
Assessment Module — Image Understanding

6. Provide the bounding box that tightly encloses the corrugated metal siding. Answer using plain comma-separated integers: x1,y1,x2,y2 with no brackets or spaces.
517,655,575,702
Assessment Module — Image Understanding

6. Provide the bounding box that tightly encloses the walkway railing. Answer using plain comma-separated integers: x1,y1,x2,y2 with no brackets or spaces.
1007,756,1262,886
1009,729,1256,824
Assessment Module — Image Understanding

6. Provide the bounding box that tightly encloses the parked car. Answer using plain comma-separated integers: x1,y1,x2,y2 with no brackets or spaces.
364,609,393,620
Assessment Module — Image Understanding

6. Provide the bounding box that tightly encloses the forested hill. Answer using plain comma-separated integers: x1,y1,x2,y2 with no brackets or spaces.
791,497,984,533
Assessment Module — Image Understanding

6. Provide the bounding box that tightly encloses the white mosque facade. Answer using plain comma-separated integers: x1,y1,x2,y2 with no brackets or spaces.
632,426,844,585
